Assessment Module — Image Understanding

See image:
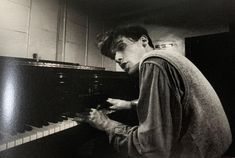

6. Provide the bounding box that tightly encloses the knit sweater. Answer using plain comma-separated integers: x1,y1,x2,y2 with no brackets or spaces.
107,50,232,158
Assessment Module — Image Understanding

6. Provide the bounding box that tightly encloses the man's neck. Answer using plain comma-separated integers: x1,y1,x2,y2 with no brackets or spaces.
146,46,154,53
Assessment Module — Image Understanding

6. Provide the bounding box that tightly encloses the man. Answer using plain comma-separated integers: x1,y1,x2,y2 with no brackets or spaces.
74,25,232,158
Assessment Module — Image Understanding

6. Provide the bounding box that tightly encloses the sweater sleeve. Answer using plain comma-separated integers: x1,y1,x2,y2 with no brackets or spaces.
106,59,183,158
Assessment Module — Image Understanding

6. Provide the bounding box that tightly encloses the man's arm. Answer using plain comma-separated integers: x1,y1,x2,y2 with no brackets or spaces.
106,60,183,157
75,60,182,157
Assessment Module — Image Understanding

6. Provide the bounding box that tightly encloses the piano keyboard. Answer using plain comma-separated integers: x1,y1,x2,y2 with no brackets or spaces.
0,109,116,153
0,117,79,152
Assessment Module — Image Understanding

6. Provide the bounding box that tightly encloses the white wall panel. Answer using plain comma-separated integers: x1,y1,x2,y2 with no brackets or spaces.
30,0,59,32
101,23,117,70
0,29,27,57
0,0,29,32
28,0,59,60
8,0,30,7
87,18,103,67
87,47,102,67
66,21,86,45
60,1,88,64
28,28,57,60
65,42,86,64
67,5,87,27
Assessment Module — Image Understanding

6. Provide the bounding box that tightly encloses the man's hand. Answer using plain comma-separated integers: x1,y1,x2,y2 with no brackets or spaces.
107,98,132,110
74,108,112,131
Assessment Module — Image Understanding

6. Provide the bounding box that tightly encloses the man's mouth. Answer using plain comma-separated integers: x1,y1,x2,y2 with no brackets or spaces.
120,62,128,70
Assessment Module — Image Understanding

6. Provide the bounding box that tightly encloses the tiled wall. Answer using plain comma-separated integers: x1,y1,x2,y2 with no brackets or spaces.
0,0,116,70
0,0,30,57
62,1,88,65
29,0,59,60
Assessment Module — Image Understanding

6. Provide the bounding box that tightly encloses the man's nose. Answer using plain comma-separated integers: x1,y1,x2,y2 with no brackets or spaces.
115,52,123,64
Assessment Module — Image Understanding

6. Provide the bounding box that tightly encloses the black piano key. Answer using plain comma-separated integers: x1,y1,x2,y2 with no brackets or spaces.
24,125,33,131
26,119,43,128
62,111,77,118
58,115,67,121
15,124,33,134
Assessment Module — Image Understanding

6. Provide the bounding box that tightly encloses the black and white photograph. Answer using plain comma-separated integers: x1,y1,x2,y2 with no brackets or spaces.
0,0,234,158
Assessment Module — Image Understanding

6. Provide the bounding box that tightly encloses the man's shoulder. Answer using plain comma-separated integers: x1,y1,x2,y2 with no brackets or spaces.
139,49,186,71
139,50,170,69
141,56,166,67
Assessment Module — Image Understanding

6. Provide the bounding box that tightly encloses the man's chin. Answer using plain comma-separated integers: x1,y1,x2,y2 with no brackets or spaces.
126,63,139,75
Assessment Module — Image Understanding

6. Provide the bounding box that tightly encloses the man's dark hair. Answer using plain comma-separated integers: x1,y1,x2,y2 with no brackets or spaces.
97,25,154,59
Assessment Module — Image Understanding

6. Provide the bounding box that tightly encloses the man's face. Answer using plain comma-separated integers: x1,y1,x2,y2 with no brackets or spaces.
112,36,147,73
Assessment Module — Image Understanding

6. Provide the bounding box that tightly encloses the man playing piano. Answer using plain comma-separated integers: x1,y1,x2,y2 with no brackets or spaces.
74,25,232,158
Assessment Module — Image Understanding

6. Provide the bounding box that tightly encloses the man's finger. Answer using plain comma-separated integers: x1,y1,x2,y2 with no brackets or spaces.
107,98,116,104
73,117,85,122
109,105,118,109
106,98,112,103
75,113,90,121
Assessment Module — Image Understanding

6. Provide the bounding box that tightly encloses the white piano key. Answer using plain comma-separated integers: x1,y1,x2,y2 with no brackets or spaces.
23,136,30,143
74,121,78,126
49,128,55,135
69,122,74,128
60,123,65,131
36,131,43,139
15,131,32,144
30,134,37,141
15,138,23,146
7,141,15,149
55,126,60,133
0,116,79,152
47,122,59,135
43,130,49,136
64,122,70,129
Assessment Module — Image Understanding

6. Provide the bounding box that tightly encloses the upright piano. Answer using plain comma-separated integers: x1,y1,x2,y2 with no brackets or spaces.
0,56,139,158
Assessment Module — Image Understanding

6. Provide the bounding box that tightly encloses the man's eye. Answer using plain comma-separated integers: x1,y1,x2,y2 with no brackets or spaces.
111,42,126,54
117,43,126,51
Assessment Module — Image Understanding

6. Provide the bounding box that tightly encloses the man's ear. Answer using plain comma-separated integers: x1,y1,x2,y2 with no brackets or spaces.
140,35,148,47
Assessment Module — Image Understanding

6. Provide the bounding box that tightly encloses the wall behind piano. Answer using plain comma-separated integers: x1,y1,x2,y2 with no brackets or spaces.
106,0,230,56
0,0,116,70
98,0,231,71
